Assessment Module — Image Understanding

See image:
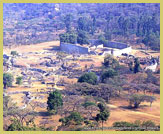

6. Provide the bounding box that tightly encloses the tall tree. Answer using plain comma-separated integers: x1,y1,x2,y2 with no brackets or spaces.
77,17,90,32
134,58,141,73
103,55,120,69
47,90,63,114
63,14,73,33
77,30,89,45
95,103,110,131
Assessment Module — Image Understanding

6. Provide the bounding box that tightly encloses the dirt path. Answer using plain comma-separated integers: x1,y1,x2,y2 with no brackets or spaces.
129,110,160,118
107,103,160,119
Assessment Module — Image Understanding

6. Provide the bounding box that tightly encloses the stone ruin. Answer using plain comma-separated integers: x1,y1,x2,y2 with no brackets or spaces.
60,40,132,56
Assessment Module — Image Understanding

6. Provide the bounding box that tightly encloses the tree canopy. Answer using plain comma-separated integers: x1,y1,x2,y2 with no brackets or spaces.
3,73,14,89
95,103,110,130
78,72,97,85
59,112,84,126
47,90,63,114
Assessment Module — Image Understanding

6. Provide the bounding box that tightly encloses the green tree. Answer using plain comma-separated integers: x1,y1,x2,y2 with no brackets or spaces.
105,12,112,31
7,119,25,131
47,90,63,114
123,18,130,36
129,94,144,108
59,33,69,43
77,17,91,32
98,35,107,45
82,101,96,109
7,118,52,131
63,14,73,33
105,76,125,95
11,51,18,56
128,94,156,108
101,68,118,82
103,55,120,69
142,32,160,50
145,70,158,85
3,73,14,89
16,76,23,85
128,61,133,71
118,16,126,35
59,33,77,44
82,101,97,119
134,58,141,73
3,95,19,117
77,30,89,45
95,103,110,131
59,112,84,126
129,17,137,31
113,121,138,131
113,120,158,131
142,120,156,127
97,103,106,112
78,72,97,85
118,16,125,30
69,33,77,44
90,15,96,35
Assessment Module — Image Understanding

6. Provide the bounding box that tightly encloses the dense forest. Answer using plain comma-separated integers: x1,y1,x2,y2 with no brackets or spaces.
3,3,160,50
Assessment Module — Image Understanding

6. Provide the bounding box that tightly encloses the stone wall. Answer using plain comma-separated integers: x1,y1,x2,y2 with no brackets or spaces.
60,41,132,56
60,43,89,54
102,51,112,56
104,41,132,56
112,46,132,56
145,62,158,72
104,41,129,49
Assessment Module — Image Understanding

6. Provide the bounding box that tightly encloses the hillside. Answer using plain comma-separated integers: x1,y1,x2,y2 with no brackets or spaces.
3,3,160,50
3,3,160,131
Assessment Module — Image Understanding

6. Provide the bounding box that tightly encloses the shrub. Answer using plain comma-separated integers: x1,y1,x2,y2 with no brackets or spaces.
59,33,77,44
11,51,18,56
101,68,118,82
142,120,156,127
3,73,14,89
78,72,97,85
59,112,84,126
16,76,23,85
113,120,158,131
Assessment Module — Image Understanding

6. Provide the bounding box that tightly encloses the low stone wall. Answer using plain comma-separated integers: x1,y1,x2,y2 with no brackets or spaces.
60,43,89,54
